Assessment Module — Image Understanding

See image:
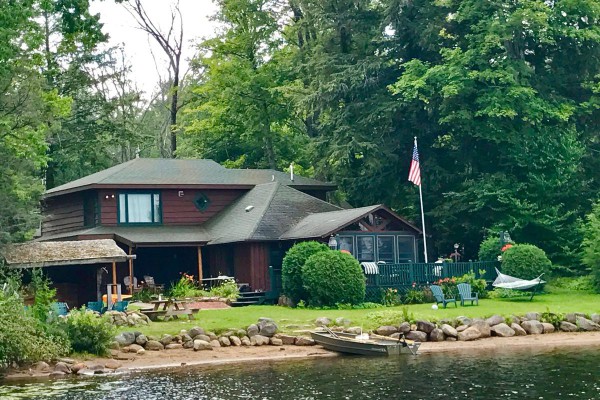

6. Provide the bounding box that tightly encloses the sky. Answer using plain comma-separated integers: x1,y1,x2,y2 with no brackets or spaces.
89,0,219,97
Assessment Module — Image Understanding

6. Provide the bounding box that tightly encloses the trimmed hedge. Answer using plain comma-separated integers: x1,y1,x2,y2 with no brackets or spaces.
302,251,365,306
501,244,551,280
478,235,508,261
282,241,329,304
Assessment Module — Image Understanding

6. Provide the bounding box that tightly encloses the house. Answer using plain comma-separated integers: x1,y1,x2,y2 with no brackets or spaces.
18,158,422,306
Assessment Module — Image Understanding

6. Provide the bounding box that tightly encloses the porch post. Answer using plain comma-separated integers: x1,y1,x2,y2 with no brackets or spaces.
197,246,204,281
128,246,133,294
112,261,117,294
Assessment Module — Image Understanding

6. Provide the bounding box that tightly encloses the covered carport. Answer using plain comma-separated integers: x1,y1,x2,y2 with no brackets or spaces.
2,239,134,308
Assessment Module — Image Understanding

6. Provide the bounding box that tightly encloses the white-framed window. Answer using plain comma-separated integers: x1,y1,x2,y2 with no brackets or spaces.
377,235,396,263
118,193,161,224
357,236,375,262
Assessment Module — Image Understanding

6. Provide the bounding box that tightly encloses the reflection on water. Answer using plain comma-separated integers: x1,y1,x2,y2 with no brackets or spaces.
1,347,599,399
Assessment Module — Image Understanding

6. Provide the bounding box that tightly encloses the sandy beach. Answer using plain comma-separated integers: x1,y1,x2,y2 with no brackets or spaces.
6,331,600,381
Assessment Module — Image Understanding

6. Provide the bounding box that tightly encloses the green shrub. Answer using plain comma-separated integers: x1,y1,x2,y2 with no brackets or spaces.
29,269,57,323
302,250,365,306
62,308,115,355
381,288,401,306
488,288,529,298
168,273,204,298
209,279,239,300
501,244,551,280
282,241,329,304
403,287,426,304
548,275,595,291
0,290,68,369
456,271,488,299
478,235,503,261
582,201,600,292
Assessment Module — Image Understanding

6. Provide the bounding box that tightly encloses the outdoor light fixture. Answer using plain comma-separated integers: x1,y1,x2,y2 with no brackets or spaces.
328,234,338,250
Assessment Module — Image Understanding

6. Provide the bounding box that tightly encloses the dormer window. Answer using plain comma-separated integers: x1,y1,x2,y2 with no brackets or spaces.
118,192,161,224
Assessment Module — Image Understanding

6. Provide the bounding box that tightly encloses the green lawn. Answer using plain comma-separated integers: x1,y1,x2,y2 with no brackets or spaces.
120,289,600,338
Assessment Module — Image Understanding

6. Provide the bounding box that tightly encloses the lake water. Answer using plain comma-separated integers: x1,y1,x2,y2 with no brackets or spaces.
1,347,599,399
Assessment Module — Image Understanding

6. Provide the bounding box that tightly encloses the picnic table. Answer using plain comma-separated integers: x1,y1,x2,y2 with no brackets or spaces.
141,299,198,321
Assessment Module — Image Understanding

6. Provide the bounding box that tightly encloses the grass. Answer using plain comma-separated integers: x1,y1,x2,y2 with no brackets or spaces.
119,289,600,338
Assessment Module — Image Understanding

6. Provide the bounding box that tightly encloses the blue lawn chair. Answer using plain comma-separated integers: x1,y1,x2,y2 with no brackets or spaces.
112,300,129,312
457,283,479,306
87,301,106,314
51,302,69,316
429,285,457,308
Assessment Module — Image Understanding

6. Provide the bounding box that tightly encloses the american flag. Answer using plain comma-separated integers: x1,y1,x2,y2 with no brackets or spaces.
408,140,421,186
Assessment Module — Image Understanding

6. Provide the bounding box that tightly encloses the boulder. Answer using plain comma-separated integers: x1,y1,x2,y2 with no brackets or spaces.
221,330,236,338
541,323,555,334
491,323,515,337
294,337,315,346
114,332,136,346
230,336,242,346
559,321,578,332
259,322,278,337
335,317,351,327
406,331,428,342
576,316,600,331
564,313,586,324
441,324,458,338
206,332,218,341
109,341,121,350
33,361,50,372
189,327,205,338
521,320,544,335
136,348,146,355
71,363,86,374
135,334,148,346
456,325,469,333
345,326,363,335
416,320,435,334
429,328,445,342
270,338,283,346
458,326,481,341
104,360,121,370
445,336,457,341
241,337,251,346
165,343,183,350
54,362,71,374
277,334,296,345
511,323,527,336
509,315,522,325
210,340,221,348
145,340,164,351
219,336,231,347
193,340,213,351
181,334,193,343
469,320,491,338
524,312,540,321
257,317,276,329
398,322,411,334
251,335,270,346
591,314,600,324
246,324,259,337
456,316,472,326
129,344,143,353
159,334,174,346
236,329,248,337
49,371,67,378
315,317,331,327
56,357,75,365
375,326,398,336
390,333,405,340
183,340,194,349
485,315,505,327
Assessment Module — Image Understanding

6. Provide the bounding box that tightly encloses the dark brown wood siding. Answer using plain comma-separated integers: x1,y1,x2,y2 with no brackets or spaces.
234,242,270,291
42,193,86,235
161,189,245,225
99,190,118,225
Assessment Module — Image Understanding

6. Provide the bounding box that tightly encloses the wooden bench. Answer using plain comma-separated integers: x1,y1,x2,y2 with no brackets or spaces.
140,309,168,321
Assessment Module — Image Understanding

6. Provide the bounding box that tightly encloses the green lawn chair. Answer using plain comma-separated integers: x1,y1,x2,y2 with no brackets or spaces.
112,300,129,312
457,283,479,306
429,285,457,308
51,302,69,316
87,301,106,314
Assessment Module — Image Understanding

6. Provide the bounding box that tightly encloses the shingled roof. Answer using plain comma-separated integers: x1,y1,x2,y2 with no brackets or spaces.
44,158,336,198
2,239,130,268
204,182,340,244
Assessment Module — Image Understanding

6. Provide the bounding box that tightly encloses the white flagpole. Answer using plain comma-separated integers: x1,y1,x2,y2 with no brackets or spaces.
415,137,428,263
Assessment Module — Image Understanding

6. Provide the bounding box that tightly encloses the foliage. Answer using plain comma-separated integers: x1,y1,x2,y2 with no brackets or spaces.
0,289,68,369
487,288,529,299
456,271,488,299
478,235,507,261
502,244,552,280
281,241,329,304
61,308,115,355
168,273,202,299
209,279,240,301
540,308,564,329
433,277,457,297
381,288,401,307
403,287,426,305
132,288,154,303
29,269,57,323
581,201,600,292
548,276,595,292
302,251,365,307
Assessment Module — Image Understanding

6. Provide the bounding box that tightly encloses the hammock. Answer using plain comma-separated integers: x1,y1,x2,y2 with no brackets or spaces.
492,268,545,290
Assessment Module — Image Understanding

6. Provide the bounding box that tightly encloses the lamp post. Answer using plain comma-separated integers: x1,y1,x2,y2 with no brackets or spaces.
451,243,460,262
328,235,338,250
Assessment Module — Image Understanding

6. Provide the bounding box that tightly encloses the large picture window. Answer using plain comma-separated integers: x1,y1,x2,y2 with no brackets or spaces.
357,236,375,262
377,236,395,263
397,236,415,263
118,193,161,224
338,236,354,255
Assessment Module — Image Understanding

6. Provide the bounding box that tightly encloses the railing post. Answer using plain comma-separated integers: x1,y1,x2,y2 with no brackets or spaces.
409,262,415,285
442,260,448,279
470,260,474,275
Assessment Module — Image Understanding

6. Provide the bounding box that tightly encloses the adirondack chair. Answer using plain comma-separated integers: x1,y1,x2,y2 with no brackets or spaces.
143,275,164,293
112,300,129,312
429,285,457,308
457,283,479,306
86,301,106,314
51,302,69,316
